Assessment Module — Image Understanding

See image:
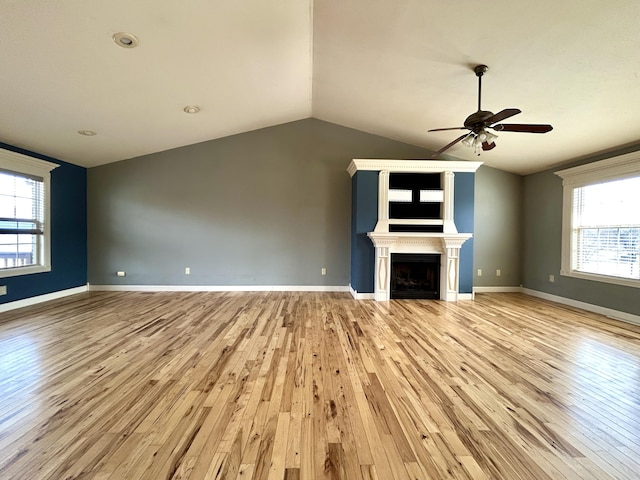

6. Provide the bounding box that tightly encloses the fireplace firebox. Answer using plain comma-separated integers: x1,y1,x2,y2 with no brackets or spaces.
391,254,440,299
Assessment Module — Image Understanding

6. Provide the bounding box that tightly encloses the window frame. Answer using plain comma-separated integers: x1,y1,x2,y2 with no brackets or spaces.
555,152,640,289
0,149,58,279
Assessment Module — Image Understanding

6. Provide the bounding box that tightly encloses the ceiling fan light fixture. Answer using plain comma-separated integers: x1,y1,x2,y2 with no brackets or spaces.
484,131,498,144
461,133,475,147
474,139,483,156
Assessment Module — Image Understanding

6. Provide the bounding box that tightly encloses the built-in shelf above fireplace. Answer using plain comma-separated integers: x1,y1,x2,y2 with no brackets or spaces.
348,159,482,301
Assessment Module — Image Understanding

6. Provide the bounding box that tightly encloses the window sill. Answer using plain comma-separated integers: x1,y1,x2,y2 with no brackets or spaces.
561,270,640,289
0,264,51,279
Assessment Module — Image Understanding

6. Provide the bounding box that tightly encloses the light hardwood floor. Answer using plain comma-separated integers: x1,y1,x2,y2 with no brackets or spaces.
0,291,639,479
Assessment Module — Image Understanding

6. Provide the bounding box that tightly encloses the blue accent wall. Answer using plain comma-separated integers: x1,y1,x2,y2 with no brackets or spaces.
454,172,475,294
350,171,378,293
0,143,87,304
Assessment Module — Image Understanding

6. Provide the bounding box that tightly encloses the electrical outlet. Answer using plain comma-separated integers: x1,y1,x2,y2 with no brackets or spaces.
117,271,126,277
549,274,555,283
496,269,501,277
0,285,6,296
321,267,327,276
185,267,191,275
477,269,482,277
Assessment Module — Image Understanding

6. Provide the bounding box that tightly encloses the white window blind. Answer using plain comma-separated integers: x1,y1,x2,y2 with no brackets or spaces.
0,170,45,270
571,177,640,280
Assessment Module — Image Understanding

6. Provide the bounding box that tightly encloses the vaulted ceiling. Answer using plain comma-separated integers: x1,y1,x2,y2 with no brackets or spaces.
2,1,639,174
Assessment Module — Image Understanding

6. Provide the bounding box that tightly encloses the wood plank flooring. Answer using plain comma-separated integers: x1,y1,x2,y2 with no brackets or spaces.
0,291,639,479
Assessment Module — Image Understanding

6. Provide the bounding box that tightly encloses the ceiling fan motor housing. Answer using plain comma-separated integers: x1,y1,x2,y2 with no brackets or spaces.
463,110,494,131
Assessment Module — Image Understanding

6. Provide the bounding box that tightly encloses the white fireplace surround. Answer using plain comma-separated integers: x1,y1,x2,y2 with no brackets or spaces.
348,159,482,301
368,232,472,301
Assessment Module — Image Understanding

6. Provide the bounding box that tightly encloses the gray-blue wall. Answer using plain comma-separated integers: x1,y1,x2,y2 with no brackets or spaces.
0,143,87,304
88,119,435,287
474,166,523,287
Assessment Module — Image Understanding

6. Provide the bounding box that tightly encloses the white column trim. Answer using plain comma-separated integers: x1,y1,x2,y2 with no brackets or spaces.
442,170,458,233
374,170,390,233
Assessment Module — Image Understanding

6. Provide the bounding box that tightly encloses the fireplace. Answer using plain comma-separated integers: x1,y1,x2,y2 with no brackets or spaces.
348,159,482,302
391,254,440,299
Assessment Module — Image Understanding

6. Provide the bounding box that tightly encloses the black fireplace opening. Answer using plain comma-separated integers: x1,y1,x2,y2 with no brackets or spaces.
391,253,440,299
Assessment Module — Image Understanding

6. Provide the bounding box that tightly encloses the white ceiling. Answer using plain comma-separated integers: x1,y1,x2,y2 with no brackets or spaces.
1,1,640,175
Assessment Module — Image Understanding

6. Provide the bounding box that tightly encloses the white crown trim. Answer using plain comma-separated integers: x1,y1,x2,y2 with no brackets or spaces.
347,159,482,177
554,151,640,186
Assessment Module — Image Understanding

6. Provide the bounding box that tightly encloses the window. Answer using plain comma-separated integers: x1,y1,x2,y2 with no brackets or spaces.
556,152,640,288
0,149,58,278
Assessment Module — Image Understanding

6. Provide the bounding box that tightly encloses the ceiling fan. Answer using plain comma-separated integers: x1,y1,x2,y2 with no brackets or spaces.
429,65,553,157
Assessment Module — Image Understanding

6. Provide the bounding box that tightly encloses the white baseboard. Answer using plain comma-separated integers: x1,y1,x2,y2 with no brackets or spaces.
473,286,523,294
458,293,474,300
88,284,351,293
349,285,375,300
522,288,640,327
0,285,89,313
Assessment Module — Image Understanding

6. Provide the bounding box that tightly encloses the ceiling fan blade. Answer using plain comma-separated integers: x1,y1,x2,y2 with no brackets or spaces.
482,141,496,151
429,133,469,158
428,126,467,132
485,108,521,125
492,123,553,133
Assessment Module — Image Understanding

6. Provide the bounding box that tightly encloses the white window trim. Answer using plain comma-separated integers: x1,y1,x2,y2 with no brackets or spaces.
0,149,59,278
555,151,640,289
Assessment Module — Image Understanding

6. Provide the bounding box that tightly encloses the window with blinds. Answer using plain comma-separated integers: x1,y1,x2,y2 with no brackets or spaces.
0,170,45,270
571,177,640,280
0,148,57,278
555,154,640,288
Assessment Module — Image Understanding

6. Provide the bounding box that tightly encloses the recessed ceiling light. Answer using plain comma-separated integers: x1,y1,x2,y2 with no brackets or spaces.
78,130,97,136
183,106,200,114
113,32,139,49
